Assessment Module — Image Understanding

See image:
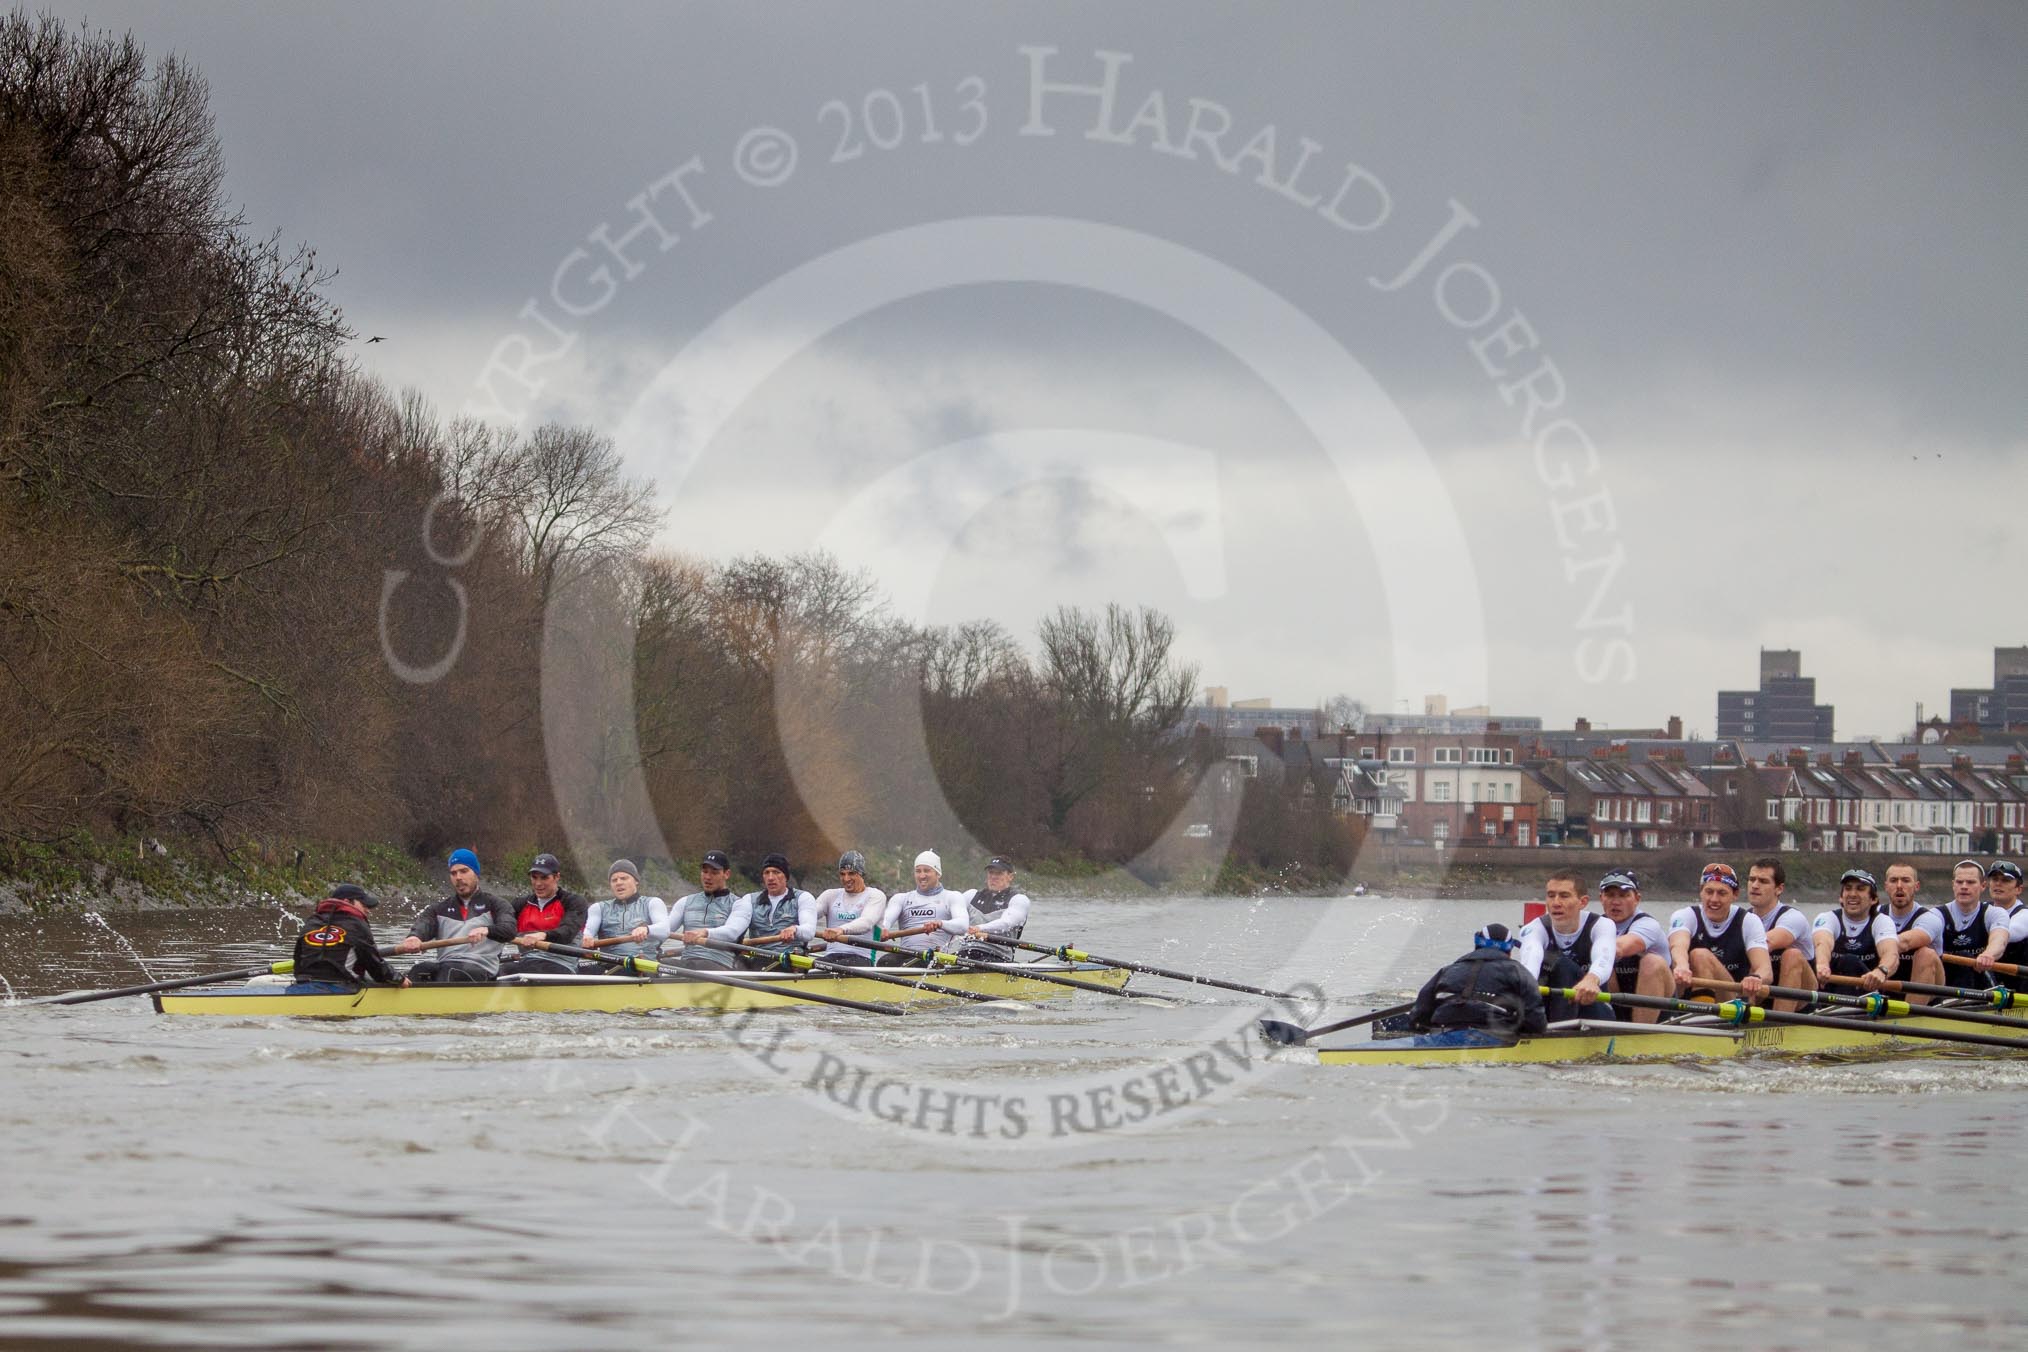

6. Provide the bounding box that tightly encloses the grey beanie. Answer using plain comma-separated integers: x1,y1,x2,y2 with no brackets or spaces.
608,859,641,882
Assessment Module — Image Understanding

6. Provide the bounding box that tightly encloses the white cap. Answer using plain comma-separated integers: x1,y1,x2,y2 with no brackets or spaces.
914,850,942,874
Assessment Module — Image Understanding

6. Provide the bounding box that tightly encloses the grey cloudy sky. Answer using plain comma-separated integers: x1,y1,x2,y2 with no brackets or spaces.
53,1,2028,737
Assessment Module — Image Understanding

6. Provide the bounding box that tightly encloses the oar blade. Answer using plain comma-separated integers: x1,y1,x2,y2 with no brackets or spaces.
1257,1018,1312,1046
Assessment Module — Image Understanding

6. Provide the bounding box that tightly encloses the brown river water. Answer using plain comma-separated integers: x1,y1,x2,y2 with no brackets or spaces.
2,895,2026,1349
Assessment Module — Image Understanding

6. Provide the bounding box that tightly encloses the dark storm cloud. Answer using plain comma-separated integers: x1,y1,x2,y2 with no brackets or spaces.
39,0,2028,733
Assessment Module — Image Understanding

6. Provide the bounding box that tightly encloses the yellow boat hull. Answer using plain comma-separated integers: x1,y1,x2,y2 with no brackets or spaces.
152,963,1128,1017
1317,1013,2028,1066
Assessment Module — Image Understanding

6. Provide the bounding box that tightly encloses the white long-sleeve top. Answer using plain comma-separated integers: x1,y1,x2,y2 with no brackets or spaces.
1516,912,1617,987
883,887,964,953
807,886,889,960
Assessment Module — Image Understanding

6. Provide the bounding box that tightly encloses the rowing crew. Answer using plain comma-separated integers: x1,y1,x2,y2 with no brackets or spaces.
289,847,1033,992
1412,857,2027,1035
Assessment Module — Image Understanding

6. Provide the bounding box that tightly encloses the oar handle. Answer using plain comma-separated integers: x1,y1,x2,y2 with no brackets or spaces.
1943,953,2019,975
381,936,476,954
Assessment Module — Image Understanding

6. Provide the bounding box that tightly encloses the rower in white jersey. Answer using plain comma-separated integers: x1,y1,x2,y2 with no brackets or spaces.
810,851,889,966
880,850,965,964
1936,859,2011,989
1596,869,1670,1024
1988,861,2028,993
1744,856,1816,1010
954,856,1030,963
1811,868,1900,991
1878,861,1946,992
1516,870,1617,1023
1667,862,1771,1000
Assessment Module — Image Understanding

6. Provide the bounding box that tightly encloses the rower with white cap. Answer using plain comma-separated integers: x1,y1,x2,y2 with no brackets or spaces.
880,850,966,964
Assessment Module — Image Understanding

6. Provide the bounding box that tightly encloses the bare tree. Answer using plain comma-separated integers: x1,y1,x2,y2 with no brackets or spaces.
507,423,661,605
1322,693,1366,733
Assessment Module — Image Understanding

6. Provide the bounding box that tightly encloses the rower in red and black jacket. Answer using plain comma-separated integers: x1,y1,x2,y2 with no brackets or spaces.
497,852,589,978
400,848,517,983
292,884,406,991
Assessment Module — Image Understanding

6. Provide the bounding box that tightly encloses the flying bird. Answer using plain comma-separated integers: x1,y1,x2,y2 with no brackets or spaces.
367,335,385,344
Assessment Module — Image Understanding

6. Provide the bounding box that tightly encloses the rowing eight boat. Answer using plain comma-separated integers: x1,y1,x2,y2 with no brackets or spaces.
151,961,1129,1017
1316,1010,2028,1066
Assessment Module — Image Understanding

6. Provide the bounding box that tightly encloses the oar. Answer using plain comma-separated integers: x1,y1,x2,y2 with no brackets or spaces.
1942,953,2019,980
388,936,497,954
544,943,905,1015
1542,986,2028,1053
37,961,296,1006
854,937,1181,1003
1821,972,2023,1009
1696,977,2028,1032
1258,1000,1417,1047
708,940,1032,1007
1007,937,1304,1000
36,935,474,1006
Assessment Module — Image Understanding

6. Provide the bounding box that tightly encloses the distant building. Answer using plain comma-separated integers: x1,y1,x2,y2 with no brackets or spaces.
1181,701,1321,740
1344,730,1534,847
1359,710,1544,736
1717,648,1835,741
1949,646,2028,733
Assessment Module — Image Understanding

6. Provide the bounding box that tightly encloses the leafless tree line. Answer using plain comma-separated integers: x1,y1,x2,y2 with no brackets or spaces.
3,16,1348,885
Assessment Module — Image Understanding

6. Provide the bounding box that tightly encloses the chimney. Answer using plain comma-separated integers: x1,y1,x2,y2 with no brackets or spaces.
1899,753,1921,769
1843,749,1864,768
1254,726,1284,756
1575,717,1592,733
1951,753,1973,772
1487,720,1502,733
1816,752,1833,768
2008,753,2025,772
1786,748,1809,768
1666,715,1683,740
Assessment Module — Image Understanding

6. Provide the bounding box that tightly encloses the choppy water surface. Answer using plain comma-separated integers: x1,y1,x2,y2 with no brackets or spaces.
3,895,2026,1349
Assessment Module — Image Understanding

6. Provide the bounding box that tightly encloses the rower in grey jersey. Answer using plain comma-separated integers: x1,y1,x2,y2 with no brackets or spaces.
742,852,817,968
664,849,753,969
955,856,1030,963
576,859,669,970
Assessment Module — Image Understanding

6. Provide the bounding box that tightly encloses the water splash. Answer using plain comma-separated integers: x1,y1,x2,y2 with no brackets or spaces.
0,972,14,1004
83,910,156,980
